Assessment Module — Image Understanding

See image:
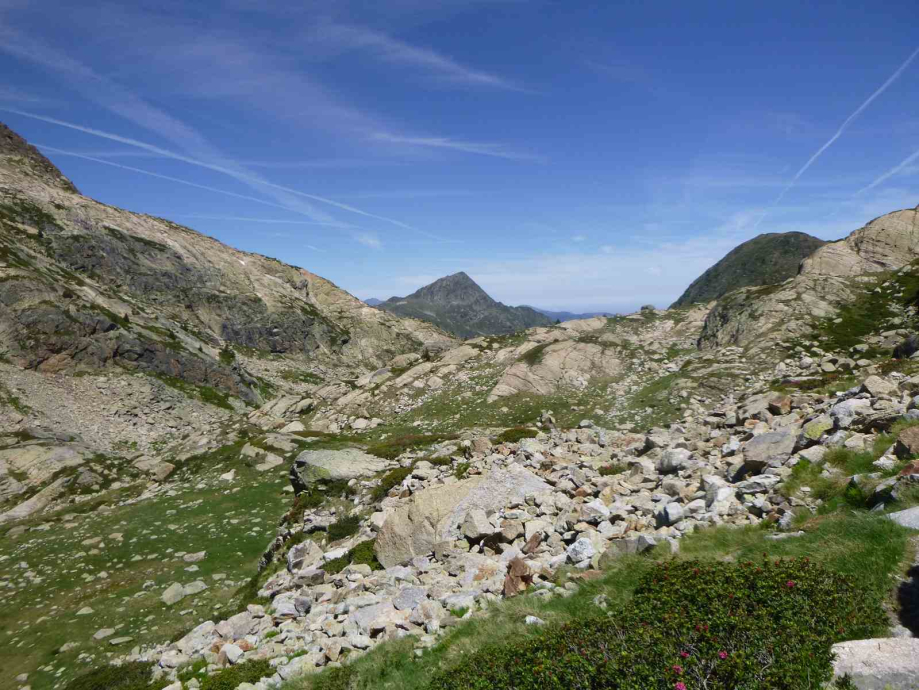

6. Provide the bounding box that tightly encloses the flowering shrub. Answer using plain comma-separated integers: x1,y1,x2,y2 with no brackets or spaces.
427,558,886,690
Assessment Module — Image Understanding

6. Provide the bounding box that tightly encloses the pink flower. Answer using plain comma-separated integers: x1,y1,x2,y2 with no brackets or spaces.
718,651,728,660
675,683,687,690
680,651,690,658
786,581,796,588
672,665,683,674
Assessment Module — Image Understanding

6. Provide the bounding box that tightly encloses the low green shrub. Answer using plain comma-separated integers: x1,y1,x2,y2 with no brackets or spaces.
200,659,272,690
781,459,843,501
495,427,538,444
519,341,552,366
177,658,208,682
63,662,169,690
370,466,412,501
327,513,361,541
218,345,235,365
824,447,876,476
349,539,384,570
598,462,628,476
287,479,355,520
454,462,470,479
323,539,384,575
366,433,457,460
428,557,887,690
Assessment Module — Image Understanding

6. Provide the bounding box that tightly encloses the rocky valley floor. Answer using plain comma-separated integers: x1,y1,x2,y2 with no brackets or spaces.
3,127,919,689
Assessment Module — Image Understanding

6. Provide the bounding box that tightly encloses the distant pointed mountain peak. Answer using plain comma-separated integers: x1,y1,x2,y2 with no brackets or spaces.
406,271,493,306
378,272,552,337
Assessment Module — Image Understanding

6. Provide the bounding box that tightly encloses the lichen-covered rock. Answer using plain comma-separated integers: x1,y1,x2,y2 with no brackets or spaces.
290,449,392,490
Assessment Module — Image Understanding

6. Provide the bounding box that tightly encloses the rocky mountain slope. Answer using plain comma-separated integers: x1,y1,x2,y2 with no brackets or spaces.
698,205,919,352
375,272,553,338
670,231,826,307
0,121,455,523
0,123,452,392
3,114,919,690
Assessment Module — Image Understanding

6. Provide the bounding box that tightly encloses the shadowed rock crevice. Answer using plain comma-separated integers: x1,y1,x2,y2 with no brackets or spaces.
897,564,919,637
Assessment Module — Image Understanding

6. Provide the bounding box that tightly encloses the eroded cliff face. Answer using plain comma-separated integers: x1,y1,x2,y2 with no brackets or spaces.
698,205,919,351
801,207,919,277
0,123,453,402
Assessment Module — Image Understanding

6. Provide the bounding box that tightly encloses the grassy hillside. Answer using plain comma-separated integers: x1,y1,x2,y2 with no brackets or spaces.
671,232,826,308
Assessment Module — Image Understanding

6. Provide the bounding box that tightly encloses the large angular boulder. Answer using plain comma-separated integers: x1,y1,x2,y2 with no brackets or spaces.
888,506,919,529
893,426,919,459
657,448,691,474
742,430,795,472
830,398,872,429
861,376,896,397
374,464,551,567
799,415,833,444
175,621,218,656
831,638,919,689
290,449,391,492
286,539,323,573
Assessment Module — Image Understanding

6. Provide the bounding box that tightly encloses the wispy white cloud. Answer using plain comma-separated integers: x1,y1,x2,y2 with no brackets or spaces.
305,244,326,252
371,131,543,161
572,234,587,242
342,189,473,200
9,108,440,236
585,59,650,85
312,22,527,91
0,25,339,222
755,44,919,228
355,232,382,249
240,159,397,170
0,85,45,103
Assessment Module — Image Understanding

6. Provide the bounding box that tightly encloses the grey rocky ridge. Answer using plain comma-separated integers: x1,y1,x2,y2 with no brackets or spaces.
2,121,919,689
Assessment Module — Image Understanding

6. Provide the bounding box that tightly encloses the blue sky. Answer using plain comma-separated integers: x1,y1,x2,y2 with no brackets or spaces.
1,0,918,312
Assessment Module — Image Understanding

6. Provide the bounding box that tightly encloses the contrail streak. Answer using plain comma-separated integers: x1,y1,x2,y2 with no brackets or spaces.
755,44,919,228
5,108,444,239
856,146,919,194
174,214,346,226
36,145,345,225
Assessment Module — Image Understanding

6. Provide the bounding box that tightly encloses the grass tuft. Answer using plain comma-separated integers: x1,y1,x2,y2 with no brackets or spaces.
494,427,538,444
366,433,458,460
62,662,169,690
